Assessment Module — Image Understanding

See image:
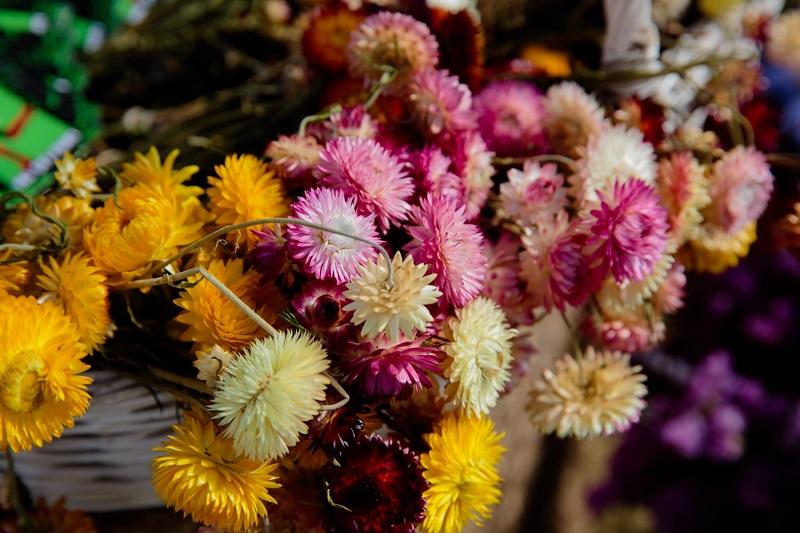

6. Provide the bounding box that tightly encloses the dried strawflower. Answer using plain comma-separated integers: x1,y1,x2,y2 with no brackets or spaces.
291,279,353,344
656,152,710,244
315,137,414,231
312,105,379,142
286,187,380,283
447,131,495,220
474,80,548,157
410,145,462,201
544,82,607,158
518,211,572,311
323,435,427,533
152,414,280,532
54,152,99,199
653,260,687,314
302,5,365,72
2,196,94,252
421,413,505,533
405,194,487,307
120,146,203,202
307,401,381,453
584,307,665,354
444,296,517,416
344,252,442,342
265,134,321,185
0,296,90,452
37,252,110,351
194,345,234,387
499,161,568,228
211,331,330,461
341,335,443,397
683,222,757,273
595,250,675,313
408,68,475,137
529,347,647,438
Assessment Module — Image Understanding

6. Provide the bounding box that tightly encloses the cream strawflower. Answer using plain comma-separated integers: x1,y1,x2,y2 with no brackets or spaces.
529,347,647,438
210,331,330,461
193,345,234,387
53,153,100,199
343,252,442,342
445,297,517,417
544,82,608,158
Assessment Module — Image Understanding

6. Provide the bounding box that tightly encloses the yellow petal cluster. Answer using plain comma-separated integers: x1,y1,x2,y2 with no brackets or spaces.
421,413,505,533
682,222,757,273
152,414,280,532
2,195,94,251
121,146,203,202
54,152,100,199
0,296,91,452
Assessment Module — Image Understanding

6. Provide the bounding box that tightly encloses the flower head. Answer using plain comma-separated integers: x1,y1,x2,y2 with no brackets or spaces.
83,182,204,283
315,137,414,231
37,252,110,351
544,82,607,158
311,105,379,142
421,413,505,533
54,152,99,199
572,125,656,206
341,335,443,397
347,12,439,89
344,253,442,342
0,296,90,452
120,146,202,201
175,258,284,352
528,347,647,438
704,146,773,234
323,435,427,532
683,222,757,273
405,194,487,307
409,145,462,201
265,134,321,185
3,195,94,252
444,297,517,416
194,345,234,387
653,260,687,314
291,279,354,344
302,5,366,72
408,68,475,137
584,307,665,354
656,152,710,244
595,250,675,314
585,179,669,283
767,10,800,76
211,331,330,461
499,161,568,227
447,131,495,219
152,414,280,532
207,153,289,247
286,187,380,283
474,80,548,157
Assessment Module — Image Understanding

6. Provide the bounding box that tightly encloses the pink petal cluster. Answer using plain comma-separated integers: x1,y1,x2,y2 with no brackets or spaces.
653,261,687,314
308,105,378,142
584,309,663,354
286,187,380,283
706,146,774,234
340,335,443,397
474,80,549,157
407,68,476,138
291,278,354,346
315,137,414,231
446,131,494,220
409,145,462,202
584,178,669,284
405,194,488,308
499,161,568,227
549,225,605,309
265,134,321,186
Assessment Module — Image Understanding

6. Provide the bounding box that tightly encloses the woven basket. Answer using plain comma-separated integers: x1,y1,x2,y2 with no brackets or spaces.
9,370,176,512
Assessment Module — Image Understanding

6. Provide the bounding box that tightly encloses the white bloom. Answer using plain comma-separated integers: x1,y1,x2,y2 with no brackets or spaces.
544,82,608,158
193,345,234,387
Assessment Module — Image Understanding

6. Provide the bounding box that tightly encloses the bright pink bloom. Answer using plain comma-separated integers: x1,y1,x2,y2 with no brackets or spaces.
286,187,380,283
405,194,488,307
340,335,443,397
315,137,414,231
308,105,378,143
474,80,549,157
409,145,462,201
407,68,475,138
584,178,669,283
549,224,604,309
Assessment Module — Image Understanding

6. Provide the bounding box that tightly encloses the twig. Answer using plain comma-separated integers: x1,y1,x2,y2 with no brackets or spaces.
320,372,350,411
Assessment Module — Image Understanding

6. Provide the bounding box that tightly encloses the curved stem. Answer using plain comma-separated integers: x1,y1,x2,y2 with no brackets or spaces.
0,243,39,253
493,154,576,169
298,104,342,137
320,371,350,411
153,217,393,286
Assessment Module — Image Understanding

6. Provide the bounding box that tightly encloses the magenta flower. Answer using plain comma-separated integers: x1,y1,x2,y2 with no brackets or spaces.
407,68,476,138
286,187,380,283
584,178,669,283
474,80,549,157
291,278,354,346
409,145,462,202
549,224,604,309
405,194,488,307
250,225,289,280
308,105,378,143
340,335,443,398
315,137,414,231
446,130,494,220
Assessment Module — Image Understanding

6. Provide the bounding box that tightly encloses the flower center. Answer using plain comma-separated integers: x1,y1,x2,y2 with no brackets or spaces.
1,351,47,413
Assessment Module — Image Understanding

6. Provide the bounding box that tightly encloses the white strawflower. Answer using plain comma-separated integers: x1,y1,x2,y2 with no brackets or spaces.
571,125,657,206
210,331,330,461
344,252,442,342
193,344,234,387
445,297,517,416
528,346,647,438
544,81,608,158
768,10,800,78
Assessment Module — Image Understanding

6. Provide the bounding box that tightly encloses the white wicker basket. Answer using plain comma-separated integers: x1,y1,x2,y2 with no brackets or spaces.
8,370,176,512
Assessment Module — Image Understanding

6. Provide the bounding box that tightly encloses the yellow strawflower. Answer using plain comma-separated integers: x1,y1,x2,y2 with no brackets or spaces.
37,253,110,351
2,195,94,251
207,154,289,248
121,146,203,201
421,413,505,533
152,413,280,532
682,222,757,273
0,296,91,452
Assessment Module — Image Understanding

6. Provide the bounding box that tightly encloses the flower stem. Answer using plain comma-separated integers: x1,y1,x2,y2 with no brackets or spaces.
4,448,31,532
493,154,576,169
152,217,394,286
298,104,342,137
320,371,350,411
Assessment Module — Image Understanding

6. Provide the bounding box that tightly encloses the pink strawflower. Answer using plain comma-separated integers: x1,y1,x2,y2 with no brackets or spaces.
405,194,488,308
653,261,687,314
347,12,439,90
705,146,774,234
291,279,354,346
447,131,495,220
474,80,549,157
584,308,665,354
265,134,321,186
409,145,462,201
340,335,443,397
250,225,289,280
549,223,604,309
484,232,529,324
315,137,414,231
499,161,568,228
407,68,476,138
286,187,380,283
584,179,669,284
308,105,378,143
544,81,608,158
